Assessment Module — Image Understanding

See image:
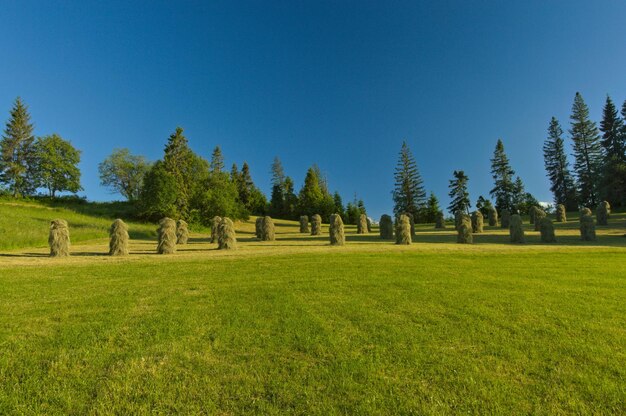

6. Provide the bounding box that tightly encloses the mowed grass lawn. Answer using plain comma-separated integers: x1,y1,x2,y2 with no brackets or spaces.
0,205,625,414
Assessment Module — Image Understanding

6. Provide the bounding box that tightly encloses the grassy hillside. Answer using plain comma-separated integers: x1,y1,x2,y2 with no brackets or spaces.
0,203,625,413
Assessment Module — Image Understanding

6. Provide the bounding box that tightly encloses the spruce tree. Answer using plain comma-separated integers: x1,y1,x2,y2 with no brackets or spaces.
269,157,286,217
569,92,602,207
424,192,441,223
599,96,626,206
333,191,345,217
210,146,225,173
489,139,516,212
162,127,197,218
392,141,426,220
543,117,577,210
298,167,324,218
283,176,298,219
0,97,37,196
447,170,470,215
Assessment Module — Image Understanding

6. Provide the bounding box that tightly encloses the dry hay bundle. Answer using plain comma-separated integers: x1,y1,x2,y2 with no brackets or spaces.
357,214,368,234
218,217,237,249
533,209,546,232
299,215,310,233
488,206,498,227
395,214,412,245
109,219,129,256
580,207,592,220
176,220,189,245
539,217,556,243
405,212,416,237
366,217,372,233
255,217,263,239
435,211,446,229
555,204,567,222
471,211,484,233
580,214,596,241
529,206,540,225
379,214,394,239
157,217,177,254
49,219,70,257
261,216,275,241
500,209,511,229
329,214,345,246
311,214,322,236
596,201,610,226
509,214,525,243
457,214,473,244
210,216,222,243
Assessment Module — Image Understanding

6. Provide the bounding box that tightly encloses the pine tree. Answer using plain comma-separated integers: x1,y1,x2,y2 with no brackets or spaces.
489,139,516,212
543,117,577,210
511,176,525,213
598,96,626,206
393,141,426,220
569,92,602,207
333,191,345,217
447,170,470,215
424,192,441,223
0,97,37,196
298,167,324,218
210,146,225,173
269,157,286,217
270,157,286,189
162,127,197,217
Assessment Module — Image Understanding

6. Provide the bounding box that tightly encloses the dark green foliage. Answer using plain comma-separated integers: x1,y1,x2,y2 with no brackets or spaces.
217,217,237,249
476,196,493,219
298,167,324,219
395,214,411,245
139,161,178,221
233,162,267,216
329,213,345,246
261,216,275,241
435,211,445,229
210,216,222,243
49,219,70,257
539,217,556,243
157,217,177,254
447,171,471,216
255,217,263,239
579,214,596,241
456,214,473,244
543,117,578,211
599,96,626,206
596,201,610,226
423,192,441,223
509,214,525,243
0,97,37,196
210,146,225,174
109,219,129,256
194,170,244,224
332,192,345,218
511,177,539,215
98,148,150,201
533,208,546,232
379,214,394,239
345,202,360,225
393,141,426,221
357,214,368,234
529,206,539,225
162,127,198,218
555,204,567,222
310,214,322,236
471,211,483,233
299,215,309,233
500,209,510,229
176,220,189,244
490,139,516,212
570,92,602,207
282,177,298,219
33,135,82,198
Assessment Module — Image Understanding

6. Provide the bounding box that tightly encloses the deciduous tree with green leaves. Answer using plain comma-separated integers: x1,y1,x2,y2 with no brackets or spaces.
33,134,82,198
98,148,150,201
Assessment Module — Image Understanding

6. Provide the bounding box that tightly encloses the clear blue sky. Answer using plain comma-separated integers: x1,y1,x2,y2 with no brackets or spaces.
1,1,625,218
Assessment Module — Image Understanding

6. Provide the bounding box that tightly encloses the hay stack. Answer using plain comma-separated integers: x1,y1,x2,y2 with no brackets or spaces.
299,215,309,233
435,211,445,229
500,209,511,229
218,217,237,249
255,217,263,239
210,216,221,243
533,209,546,231
311,214,322,236
509,214,525,243
539,217,556,243
580,207,592,219
471,211,484,233
405,212,416,237
596,201,610,226
580,214,596,241
176,220,189,245
457,214,473,244
379,214,394,239
329,214,345,246
366,217,372,233
395,214,412,245
261,216,275,241
357,214,368,234
157,217,177,254
555,204,567,222
454,211,463,230
109,219,129,256
49,219,70,257
488,206,498,227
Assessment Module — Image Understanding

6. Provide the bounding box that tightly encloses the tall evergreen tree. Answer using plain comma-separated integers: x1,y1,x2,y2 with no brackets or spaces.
270,157,286,189
210,146,225,173
543,117,577,210
447,170,470,215
569,92,602,207
269,157,287,217
162,127,198,217
392,141,426,220
511,176,525,213
424,192,441,223
0,97,37,196
283,176,298,219
598,96,626,206
475,195,493,218
332,191,345,217
298,167,324,218
489,139,516,212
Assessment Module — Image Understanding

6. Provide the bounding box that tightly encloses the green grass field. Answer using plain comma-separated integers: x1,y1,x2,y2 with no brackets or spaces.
1,201,625,414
